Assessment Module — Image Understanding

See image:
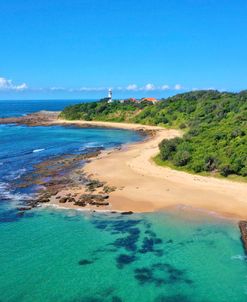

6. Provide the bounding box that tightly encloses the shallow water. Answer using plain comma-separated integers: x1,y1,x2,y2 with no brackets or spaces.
1,209,247,302
0,100,247,302
0,124,142,208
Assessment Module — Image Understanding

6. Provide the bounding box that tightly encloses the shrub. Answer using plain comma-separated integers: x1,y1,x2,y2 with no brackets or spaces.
173,151,191,166
190,161,204,173
159,138,182,160
204,156,219,172
240,166,247,177
220,165,232,177
179,123,187,129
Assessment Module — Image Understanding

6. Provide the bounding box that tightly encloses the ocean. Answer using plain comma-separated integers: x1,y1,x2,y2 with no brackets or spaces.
0,100,247,302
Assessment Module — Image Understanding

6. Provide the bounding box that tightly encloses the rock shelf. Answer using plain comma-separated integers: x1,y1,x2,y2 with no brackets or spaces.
239,221,247,253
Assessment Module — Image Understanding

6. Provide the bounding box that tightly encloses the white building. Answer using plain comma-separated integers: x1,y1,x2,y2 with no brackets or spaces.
107,89,113,103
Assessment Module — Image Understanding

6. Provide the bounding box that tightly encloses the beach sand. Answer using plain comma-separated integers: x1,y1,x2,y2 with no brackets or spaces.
51,119,247,220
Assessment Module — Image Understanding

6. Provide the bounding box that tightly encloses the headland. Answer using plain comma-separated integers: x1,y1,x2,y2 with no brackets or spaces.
2,111,247,220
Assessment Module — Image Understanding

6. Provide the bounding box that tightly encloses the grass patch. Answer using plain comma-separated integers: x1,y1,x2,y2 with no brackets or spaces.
153,154,247,183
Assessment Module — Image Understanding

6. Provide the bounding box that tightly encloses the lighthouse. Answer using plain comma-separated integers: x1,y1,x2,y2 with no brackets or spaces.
107,89,113,103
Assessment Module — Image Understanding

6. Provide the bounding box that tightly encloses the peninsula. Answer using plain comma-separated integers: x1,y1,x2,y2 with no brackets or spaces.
1,90,247,220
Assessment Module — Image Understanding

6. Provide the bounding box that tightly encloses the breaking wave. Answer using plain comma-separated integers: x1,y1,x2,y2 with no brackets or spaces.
32,148,45,153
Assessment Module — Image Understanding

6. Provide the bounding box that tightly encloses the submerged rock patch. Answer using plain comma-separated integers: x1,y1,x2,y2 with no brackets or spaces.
116,254,136,268
134,263,192,286
78,259,94,265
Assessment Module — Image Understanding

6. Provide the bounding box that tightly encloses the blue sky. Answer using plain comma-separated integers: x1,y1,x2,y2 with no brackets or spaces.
0,0,247,100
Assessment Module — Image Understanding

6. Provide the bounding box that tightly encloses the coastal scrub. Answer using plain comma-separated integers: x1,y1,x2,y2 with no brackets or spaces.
60,90,247,179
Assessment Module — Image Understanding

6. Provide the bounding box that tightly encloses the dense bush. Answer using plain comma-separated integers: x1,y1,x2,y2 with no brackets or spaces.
60,99,151,122
159,138,182,160
60,90,247,178
157,91,247,177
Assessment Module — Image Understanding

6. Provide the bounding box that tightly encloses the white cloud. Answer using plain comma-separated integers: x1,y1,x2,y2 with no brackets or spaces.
15,83,28,91
0,77,28,91
144,83,155,91
125,83,158,91
126,84,138,91
161,84,170,90
0,77,12,89
50,87,66,91
0,76,187,94
174,84,183,90
125,83,156,91
53,83,183,93
78,87,106,92
65,87,107,92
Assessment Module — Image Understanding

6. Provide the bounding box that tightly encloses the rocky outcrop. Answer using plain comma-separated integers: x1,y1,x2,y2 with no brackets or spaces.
17,206,32,211
85,180,105,192
38,197,50,203
0,111,60,126
59,196,76,203
121,211,133,215
239,221,247,253
75,194,109,207
4,116,123,211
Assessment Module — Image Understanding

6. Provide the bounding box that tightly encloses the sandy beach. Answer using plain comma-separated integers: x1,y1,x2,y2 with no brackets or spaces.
1,112,246,219
50,118,247,220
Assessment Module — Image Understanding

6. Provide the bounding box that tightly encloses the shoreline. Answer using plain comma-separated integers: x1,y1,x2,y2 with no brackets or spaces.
42,202,240,228
52,118,247,220
2,112,247,220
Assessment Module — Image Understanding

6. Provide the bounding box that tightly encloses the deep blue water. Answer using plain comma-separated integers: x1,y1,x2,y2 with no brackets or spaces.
0,100,247,302
0,99,94,117
0,99,143,220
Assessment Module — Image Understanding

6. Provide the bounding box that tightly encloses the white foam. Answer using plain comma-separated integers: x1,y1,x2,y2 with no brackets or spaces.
0,181,32,201
0,182,8,190
231,255,247,261
33,148,45,153
6,168,26,180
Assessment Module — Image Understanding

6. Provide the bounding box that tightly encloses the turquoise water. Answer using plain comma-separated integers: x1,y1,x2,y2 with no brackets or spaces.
1,209,247,302
0,100,247,301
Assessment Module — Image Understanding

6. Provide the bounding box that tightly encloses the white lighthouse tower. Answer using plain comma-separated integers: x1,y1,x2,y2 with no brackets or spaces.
107,88,113,103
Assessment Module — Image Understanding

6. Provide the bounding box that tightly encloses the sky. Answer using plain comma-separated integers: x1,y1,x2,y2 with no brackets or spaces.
0,0,247,100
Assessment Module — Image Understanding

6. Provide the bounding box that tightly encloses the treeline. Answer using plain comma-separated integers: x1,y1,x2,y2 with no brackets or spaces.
60,90,247,178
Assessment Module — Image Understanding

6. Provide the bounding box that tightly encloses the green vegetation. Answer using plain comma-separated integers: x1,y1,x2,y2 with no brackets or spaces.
60,99,151,122
153,154,247,183
60,90,247,178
